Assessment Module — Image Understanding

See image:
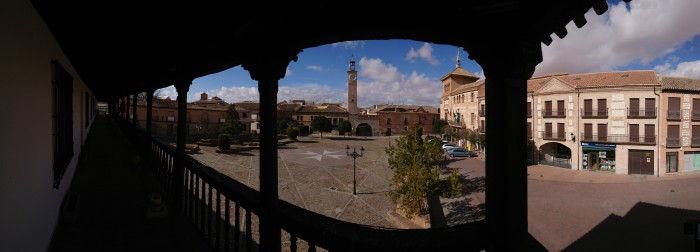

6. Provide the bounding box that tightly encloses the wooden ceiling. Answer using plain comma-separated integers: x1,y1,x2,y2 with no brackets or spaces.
31,0,624,100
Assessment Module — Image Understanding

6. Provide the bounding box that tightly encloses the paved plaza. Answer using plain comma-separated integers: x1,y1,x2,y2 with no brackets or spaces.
189,134,700,250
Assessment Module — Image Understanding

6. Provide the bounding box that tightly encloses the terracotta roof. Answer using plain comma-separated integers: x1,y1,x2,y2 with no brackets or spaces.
451,79,484,95
373,105,439,114
526,70,660,92
660,76,700,92
298,104,348,113
233,102,260,111
278,103,301,111
440,67,480,81
187,105,226,111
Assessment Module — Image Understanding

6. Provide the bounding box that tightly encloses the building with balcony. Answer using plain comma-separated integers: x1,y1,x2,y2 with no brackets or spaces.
3,0,624,251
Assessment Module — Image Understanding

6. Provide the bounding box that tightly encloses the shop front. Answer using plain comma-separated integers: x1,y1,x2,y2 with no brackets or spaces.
582,142,616,172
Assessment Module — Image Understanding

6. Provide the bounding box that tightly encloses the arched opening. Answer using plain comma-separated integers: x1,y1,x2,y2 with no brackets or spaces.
539,142,572,168
356,123,372,136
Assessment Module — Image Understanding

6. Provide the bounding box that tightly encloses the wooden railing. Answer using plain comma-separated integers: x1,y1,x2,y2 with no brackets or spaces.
113,115,490,251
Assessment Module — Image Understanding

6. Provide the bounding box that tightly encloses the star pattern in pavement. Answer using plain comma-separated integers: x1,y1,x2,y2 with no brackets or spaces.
302,150,346,161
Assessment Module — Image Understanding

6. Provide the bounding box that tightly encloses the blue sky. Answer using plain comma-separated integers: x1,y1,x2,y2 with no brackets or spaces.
159,0,700,108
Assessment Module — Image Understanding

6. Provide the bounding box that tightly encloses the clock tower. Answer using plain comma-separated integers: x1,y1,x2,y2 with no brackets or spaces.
347,55,358,117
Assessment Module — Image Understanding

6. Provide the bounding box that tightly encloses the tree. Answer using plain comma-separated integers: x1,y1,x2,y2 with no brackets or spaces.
338,120,352,137
310,116,332,138
286,127,300,140
278,120,289,134
221,104,242,140
386,123,462,219
432,119,449,135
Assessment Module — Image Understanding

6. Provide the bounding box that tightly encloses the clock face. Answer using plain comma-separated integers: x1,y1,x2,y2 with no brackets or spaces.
349,74,357,81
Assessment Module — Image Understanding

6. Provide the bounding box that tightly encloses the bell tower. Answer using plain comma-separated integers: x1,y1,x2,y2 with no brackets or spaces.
347,55,358,117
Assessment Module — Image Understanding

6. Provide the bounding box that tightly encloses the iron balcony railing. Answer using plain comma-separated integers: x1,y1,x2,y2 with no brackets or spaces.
539,131,566,141
667,110,681,121
542,110,566,118
667,137,681,148
580,134,656,145
692,137,700,147
627,108,657,118
693,111,700,121
112,115,489,251
580,108,608,118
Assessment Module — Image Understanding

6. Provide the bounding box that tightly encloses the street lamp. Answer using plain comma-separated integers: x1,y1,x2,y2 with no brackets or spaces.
346,145,364,195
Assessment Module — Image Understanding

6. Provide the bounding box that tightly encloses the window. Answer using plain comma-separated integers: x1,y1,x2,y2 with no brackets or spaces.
201,112,209,123
471,93,474,102
598,99,607,117
527,102,532,117
242,112,248,118
544,101,552,116
52,61,74,189
387,117,392,125
557,100,565,117
404,117,408,125
598,124,607,141
584,123,592,141
583,99,592,117
629,124,639,142
693,98,700,121
668,97,681,120
668,125,680,147
404,126,408,131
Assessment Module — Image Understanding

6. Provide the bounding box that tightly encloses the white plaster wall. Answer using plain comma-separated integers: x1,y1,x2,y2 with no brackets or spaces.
0,1,93,251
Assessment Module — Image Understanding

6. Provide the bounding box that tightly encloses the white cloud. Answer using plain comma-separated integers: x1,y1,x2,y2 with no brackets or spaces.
331,41,366,49
278,84,345,104
306,65,324,72
357,57,441,107
473,71,486,80
405,42,440,65
208,86,259,103
655,60,700,78
155,85,178,100
535,0,700,75
285,67,292,77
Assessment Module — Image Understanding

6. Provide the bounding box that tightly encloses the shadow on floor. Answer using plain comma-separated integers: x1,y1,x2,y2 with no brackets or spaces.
563,202,700,251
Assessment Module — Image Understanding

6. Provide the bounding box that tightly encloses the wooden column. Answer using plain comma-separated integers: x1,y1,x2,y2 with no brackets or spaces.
132,92,138,125
126,95,131,121
174,81,191,206
473,39,540,251
243,48,298,252
146,90,154,136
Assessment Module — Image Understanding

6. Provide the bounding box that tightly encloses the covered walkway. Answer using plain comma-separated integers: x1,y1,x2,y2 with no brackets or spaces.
50,115,211,251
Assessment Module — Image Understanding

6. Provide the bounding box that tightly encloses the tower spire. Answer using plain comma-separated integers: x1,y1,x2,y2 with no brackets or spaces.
456,47,461,68
349,54,356,71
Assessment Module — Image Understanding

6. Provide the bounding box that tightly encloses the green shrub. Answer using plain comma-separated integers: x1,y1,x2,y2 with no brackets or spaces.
286,127,300,140
218,133,231,151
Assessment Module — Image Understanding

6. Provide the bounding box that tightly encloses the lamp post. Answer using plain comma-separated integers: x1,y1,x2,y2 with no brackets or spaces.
346,145,364,195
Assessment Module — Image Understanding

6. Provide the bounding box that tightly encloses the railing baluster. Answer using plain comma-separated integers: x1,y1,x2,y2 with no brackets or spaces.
201,179,206,233
290,234,297,252
234,204,240,252
245,210,251,252
190,169,195,218
183,168,189,213
195,176,200,226
224,198,230,252
208,184,213,244
216,191,221,252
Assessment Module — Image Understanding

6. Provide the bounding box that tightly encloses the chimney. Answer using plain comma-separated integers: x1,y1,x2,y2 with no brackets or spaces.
200,92,208,101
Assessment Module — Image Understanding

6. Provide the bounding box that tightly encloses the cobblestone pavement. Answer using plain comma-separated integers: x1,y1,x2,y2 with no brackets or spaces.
190,135,416,229
190,135,700,251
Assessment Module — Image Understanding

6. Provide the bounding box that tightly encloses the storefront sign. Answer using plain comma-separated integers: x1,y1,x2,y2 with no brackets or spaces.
647,158,651,163
581,142,616,151
599,151,606,158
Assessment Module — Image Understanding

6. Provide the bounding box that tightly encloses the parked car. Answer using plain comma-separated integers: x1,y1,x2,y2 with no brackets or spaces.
447,148,477,158
425,135,439,142
442,143,458,151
